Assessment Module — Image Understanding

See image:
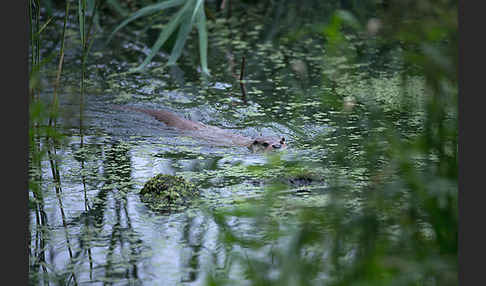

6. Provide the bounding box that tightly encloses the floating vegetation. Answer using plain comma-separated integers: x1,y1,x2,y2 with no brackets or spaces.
139,173,199,212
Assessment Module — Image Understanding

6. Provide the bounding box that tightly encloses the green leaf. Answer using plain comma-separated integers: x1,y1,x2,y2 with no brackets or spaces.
108,0,210,74
86,0,95,15
196,3,209,75
106,0,185,45
168,11,195,65
191,0,204,22
36,16,54,36
130,0,193,72
78,0,85,45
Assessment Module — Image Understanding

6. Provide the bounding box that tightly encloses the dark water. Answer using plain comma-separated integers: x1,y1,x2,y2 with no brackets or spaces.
29,2,427,285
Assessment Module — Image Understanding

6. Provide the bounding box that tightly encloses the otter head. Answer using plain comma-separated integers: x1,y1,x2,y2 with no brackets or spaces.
249,137,287,153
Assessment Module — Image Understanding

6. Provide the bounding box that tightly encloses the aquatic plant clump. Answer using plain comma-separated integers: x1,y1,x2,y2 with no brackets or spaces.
140,174,199,211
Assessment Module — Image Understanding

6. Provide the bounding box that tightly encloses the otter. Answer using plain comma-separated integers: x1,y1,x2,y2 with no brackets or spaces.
115,106,286,152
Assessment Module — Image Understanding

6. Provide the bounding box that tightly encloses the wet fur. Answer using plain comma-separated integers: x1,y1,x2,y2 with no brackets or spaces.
115,105,286,151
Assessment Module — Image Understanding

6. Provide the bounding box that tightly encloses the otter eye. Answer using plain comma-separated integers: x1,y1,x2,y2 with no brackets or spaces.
280,137,285,144
253,140,259,145
262,142,269,147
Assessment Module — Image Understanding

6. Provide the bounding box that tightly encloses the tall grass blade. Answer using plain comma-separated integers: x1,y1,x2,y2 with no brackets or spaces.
84,0,99,51
106,0,185,45
36,16,54,36
130,0,193,72
49,0,70,127
196,4,209,75
191,0,204,22
87,0,95,14
168,11,195,65
78,0,85,46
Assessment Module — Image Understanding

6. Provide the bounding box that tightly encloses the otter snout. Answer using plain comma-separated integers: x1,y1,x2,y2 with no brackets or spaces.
249,137,287,152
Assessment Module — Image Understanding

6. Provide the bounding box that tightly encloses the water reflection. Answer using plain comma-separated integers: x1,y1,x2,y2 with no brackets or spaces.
29,131,231,285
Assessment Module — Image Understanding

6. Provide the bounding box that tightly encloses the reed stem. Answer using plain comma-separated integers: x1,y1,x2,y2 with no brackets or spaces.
49,0,71,128
239,56,247,104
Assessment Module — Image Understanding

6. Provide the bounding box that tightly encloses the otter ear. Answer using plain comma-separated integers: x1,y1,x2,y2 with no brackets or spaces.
280,137,285,144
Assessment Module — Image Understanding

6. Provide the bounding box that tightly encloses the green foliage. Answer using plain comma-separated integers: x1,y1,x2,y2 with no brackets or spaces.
107,0,209,74
204,1,458,285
